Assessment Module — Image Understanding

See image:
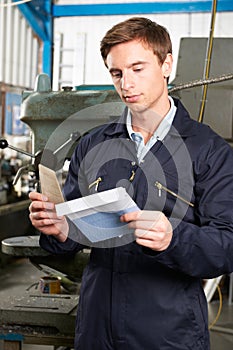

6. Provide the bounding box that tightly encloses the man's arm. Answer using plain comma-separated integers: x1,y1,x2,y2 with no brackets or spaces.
122,137,233,279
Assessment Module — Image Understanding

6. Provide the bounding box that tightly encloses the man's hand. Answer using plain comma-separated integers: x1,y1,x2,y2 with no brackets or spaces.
121,210,173,251
29,191,69,242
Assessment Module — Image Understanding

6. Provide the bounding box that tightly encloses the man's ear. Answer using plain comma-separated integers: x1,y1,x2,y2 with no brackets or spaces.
162,53,173,78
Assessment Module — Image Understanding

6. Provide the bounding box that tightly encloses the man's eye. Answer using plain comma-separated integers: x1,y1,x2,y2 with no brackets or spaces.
111,71,122,78
133,67,142,72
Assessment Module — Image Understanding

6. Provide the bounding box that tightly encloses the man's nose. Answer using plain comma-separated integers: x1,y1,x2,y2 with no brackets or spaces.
121,72,134,90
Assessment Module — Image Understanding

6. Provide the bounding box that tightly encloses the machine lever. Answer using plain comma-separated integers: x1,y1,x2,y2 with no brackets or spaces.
53,132,81,155
0,138,38,185
0,138,35,158
12,165,32,186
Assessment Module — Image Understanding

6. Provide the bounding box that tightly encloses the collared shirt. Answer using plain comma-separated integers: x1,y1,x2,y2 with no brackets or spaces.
126,96,177,163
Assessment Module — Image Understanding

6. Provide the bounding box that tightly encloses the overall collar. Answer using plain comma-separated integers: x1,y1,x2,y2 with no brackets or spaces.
103,97,198,140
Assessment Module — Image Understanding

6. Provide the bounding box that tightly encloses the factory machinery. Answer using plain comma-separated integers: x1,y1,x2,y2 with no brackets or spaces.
0,72,124,349
0,37,232,349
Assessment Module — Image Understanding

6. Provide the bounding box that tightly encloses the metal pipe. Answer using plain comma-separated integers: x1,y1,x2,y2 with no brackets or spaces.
169,73,233,94
210,325,233,336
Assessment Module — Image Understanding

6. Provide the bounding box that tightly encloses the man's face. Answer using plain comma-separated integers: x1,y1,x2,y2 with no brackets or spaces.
106,39,172,116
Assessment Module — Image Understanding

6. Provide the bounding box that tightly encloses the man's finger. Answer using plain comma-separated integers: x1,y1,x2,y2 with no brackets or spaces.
121,210,162,222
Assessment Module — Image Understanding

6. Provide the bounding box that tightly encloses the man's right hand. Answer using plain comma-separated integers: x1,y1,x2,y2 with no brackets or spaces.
29,191,69,242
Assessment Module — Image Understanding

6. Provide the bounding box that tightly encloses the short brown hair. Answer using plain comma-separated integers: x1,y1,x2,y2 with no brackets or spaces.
100,17,172,66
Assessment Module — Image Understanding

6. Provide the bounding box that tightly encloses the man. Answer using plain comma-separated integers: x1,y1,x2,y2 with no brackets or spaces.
29,17,233,349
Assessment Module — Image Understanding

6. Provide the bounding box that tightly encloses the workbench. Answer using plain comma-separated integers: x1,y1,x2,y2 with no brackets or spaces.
0,235,83,350
0,293,77,350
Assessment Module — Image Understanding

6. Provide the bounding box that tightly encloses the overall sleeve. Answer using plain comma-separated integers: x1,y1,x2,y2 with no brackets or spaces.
39,220,85,255
155,135,233,279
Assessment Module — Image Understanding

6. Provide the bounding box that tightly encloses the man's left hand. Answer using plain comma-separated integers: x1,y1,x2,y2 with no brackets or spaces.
121,210,173,251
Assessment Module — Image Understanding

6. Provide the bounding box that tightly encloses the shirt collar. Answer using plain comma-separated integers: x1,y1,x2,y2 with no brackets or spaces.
126,96,177,142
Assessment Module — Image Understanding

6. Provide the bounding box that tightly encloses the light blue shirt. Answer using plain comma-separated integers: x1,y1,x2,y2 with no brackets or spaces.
126,96,177,163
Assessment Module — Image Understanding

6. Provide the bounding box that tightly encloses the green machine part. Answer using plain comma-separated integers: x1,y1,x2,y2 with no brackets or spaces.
20,74,124,164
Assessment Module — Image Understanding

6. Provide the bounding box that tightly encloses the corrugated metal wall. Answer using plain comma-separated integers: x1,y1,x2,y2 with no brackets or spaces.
1,0,231,90
0,0,39,89
53,10,233,89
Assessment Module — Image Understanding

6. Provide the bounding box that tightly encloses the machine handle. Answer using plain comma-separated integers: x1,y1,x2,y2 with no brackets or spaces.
0,138,35,158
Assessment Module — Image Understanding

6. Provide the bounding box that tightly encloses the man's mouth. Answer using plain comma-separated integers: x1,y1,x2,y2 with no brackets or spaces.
124,94,140,103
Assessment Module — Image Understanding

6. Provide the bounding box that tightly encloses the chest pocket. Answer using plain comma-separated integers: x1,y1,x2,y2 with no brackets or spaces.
153,170,195,220
86,159,134,194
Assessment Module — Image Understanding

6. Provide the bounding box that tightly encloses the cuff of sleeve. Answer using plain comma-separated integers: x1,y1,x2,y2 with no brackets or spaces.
39,231,82,255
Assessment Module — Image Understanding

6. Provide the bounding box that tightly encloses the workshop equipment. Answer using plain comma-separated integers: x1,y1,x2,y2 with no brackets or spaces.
20,74,124,168
0,76,123,347
0,235,88,349
0,292,78,349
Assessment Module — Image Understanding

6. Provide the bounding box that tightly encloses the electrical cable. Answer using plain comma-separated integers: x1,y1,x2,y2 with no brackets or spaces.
198,0,218,123
208,284,223,330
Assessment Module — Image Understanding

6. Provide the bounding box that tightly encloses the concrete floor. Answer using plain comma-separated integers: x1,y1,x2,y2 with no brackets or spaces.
0,257,233,349
209,297,233,350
